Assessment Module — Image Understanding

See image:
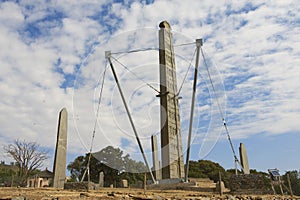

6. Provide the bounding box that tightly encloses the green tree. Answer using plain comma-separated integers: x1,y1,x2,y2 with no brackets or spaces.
282,170,300,195
226,168,242,175
3,140,48,186
0,163,18,186
188,160,228,185
249,169,269,176
67,155,85,182
67,146,146,187
119,154,146,186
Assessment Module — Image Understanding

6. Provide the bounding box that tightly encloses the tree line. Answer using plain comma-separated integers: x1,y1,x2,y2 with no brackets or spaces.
67,146,146,187
2,140,300,195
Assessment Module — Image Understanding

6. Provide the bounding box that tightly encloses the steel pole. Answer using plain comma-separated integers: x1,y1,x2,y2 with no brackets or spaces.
106,52,156,184
184,39,202,182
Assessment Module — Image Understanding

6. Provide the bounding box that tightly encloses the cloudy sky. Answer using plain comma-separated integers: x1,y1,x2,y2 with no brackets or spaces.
0,0,299,175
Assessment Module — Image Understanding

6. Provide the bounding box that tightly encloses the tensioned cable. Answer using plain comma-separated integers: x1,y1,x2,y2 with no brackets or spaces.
110,42,195,55
200,47,242,167
110,56,160,94
177,47,197,96
111,47,157,55
174,41,196,47
200,48,225,121
110,42,196,96
90,63,107,154
81,62,108,182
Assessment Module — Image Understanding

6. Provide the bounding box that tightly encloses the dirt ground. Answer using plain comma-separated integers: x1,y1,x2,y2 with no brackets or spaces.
0,187,298,200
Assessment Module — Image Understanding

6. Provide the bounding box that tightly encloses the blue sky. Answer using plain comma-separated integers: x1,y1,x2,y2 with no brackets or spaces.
0,0,299,175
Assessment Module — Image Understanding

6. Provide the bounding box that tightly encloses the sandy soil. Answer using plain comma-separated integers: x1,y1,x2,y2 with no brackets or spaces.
0,187,298,200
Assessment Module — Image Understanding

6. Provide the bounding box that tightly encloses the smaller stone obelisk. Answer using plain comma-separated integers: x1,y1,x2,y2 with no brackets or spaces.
53,108,68,188
99,171,104,187
239,143,250,174
151,135,161,180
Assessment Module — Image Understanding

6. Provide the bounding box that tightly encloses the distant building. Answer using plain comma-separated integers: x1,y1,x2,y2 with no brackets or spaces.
27,168,53,188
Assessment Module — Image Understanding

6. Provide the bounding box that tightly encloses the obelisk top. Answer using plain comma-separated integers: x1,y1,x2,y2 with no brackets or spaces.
61,107,67,113
159,21,171,30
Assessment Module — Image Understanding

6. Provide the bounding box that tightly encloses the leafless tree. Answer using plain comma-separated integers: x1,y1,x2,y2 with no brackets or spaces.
3,140,48,186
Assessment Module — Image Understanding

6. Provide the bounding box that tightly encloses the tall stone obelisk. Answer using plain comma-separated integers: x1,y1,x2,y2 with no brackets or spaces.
53,108,68,188
158,21,185,179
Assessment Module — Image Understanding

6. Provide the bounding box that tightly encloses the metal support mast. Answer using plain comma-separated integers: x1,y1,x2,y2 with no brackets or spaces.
184,39,202,182
105,51,156,184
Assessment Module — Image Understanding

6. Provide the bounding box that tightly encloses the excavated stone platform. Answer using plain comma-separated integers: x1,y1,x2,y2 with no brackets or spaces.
148,178,229,193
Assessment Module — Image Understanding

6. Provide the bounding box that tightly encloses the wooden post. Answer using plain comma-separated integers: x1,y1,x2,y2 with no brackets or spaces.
11,174,14,187
87,167,90,192
278,176,284,195
287,173,293,196
218,171,223,196
270,182,276,195
144,173,147,194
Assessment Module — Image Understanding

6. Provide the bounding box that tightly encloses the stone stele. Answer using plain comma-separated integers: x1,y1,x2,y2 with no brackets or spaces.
151,135,161,180
239,143,250,174
99,171,104,187
53,108,68,188
158,21,185,179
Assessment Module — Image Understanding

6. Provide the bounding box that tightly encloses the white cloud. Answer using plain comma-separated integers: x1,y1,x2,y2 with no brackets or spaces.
0,2,24,29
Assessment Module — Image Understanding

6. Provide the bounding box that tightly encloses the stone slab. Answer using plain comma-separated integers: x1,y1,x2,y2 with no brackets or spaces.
151,135,161,180
53,108,68,188
239,143,250,174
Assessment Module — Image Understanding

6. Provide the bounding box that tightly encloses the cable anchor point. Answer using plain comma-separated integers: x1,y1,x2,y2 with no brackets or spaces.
105,51,111,59
196,38,203,47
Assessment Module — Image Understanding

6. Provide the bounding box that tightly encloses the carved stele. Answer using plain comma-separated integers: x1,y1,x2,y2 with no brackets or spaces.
158,21,185,179
53,108,68,188
239,143,250,174
151,135,161,180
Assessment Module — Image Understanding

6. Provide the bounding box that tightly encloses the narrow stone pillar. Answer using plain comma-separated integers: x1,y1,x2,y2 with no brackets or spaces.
151,135,161,180
99,171,104,187
53,108,68,188
239,143,250,174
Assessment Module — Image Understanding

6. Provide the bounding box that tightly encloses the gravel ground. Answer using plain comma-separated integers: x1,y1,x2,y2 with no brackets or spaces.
0,187,298,200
